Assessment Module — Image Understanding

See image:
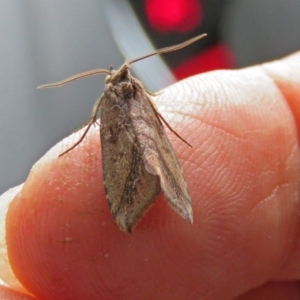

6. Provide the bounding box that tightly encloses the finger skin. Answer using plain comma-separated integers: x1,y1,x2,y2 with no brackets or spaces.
5,53,300,300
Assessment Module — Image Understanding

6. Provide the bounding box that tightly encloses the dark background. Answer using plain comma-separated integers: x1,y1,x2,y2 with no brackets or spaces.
1,0,300,196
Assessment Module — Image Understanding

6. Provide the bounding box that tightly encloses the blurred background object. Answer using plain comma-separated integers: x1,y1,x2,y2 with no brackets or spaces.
1,0,300,196
106,0,234,90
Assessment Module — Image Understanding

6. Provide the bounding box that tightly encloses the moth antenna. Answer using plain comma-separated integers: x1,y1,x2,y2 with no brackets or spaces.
38,69,111,89
129,33,207,65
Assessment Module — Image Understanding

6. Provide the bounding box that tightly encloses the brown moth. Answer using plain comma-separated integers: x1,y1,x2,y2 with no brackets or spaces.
38,34,206,232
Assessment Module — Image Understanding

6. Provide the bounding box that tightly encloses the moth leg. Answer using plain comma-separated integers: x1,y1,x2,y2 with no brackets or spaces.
59,95,103,157
146,96,192,148
145,89,161,97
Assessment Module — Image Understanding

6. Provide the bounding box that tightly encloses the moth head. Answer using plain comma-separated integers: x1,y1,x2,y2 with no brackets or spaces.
105,63,131,84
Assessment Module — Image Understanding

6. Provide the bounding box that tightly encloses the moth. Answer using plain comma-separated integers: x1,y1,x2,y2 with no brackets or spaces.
39,34,207,232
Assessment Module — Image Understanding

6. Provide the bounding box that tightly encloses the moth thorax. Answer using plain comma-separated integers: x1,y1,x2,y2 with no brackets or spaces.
121,82,134,99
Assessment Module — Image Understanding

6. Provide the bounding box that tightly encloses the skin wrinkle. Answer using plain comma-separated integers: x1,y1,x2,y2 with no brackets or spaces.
184,73,234,109
247,183,287,216
202,70,276,109
195,116,247,141
285,145,300,176
238,159,294,218
262,74,300,149
195,140,231,173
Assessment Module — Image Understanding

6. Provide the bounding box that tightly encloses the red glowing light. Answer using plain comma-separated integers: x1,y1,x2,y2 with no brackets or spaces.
146,0,202,32
173,43,236,79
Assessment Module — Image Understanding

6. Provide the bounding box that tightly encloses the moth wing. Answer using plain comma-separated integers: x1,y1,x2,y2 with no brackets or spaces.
131,89,193,223
100,91,160,232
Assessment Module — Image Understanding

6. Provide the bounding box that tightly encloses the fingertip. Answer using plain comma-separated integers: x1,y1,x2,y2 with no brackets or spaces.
0,184,28,294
